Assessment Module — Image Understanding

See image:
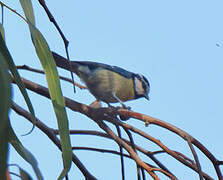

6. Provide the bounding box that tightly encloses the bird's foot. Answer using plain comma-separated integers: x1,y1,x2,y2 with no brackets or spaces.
119,104,131,121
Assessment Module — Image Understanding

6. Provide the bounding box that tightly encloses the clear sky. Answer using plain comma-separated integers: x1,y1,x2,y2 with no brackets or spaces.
4,0,223,179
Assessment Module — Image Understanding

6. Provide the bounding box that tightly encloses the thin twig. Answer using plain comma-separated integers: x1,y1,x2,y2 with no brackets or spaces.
37,0,76,93
152,150,195,166
72,146,165,175
96,120,160,179
173,151,195,166
72,146,131,159
187,138,203,180
37,0,68,48
116,126,125,180
16,65,86,89
105,117,212,180
117,109,222,180
11,76,216,180
122,127,143,180
11,101,97,180
9,172,21,178
64,129,177,178
0,2,27,22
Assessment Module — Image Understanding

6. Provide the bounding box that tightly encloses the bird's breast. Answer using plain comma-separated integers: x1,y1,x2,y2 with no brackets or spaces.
80,69,135,103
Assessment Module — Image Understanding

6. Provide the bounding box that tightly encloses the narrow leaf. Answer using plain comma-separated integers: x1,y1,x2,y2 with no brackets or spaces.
0,31,11,180
9,125,43,180
29,22,72,180
0,23,5,40
0,28,36,134
20,1,72,178
19,0,35,25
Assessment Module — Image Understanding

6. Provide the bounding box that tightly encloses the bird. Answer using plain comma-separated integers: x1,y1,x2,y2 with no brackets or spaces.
52,52,150,108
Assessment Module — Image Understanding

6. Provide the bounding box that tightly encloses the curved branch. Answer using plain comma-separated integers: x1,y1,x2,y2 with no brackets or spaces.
16,65,86,89
104,117,213,180
187,139,203,180
11,76,218,180
116,109,222,179
37,0,68,49
95,120,160,179
72,146,174,179
122,126,143,180
116,126,126,180
11,102,97,180
72,146,131,159
67,129,177,178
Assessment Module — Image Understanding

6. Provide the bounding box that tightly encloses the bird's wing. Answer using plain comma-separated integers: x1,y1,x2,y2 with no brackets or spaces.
52,52,134,79
73,61,134,79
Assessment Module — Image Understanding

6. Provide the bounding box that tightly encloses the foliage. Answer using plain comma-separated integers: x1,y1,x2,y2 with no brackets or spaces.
0,1,222,180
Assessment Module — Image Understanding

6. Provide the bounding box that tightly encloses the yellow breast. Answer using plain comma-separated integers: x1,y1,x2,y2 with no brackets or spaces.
112,72,135,102
91,69,135,102
80,68,135,103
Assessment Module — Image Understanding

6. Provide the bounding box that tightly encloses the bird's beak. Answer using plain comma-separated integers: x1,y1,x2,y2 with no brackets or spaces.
144,94,150,101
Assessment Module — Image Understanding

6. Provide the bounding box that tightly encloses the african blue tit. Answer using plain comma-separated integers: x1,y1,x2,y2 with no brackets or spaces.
52,52,150,107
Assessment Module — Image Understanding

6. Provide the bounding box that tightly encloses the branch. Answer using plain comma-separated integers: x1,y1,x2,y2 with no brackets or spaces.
122,126,144,180
187,138,203,180
95,120,160,179
37,0,76,93
105,117,213,180
11,77,175,179
11,102,97,180
116,126,125,180
116,109,222,180
72,146,131,159
0,2,27,22
72,146,171,177
11,76,217,180
37,0,68,49
16,65,86,89
62,129,177,177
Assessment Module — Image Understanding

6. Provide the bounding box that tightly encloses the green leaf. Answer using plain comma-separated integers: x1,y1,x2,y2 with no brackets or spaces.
0,28,36,134
0,28,11,180
29,23,72,180
0,23,5,40
19,0,36,45
19,0,35,25
9,125,43,180
20,167,33,180
20,1,72,178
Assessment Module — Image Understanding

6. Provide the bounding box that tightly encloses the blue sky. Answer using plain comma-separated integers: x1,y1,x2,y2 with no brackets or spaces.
4,0,223,179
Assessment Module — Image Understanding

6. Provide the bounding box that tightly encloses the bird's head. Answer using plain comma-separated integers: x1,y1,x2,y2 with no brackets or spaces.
134,74,150,101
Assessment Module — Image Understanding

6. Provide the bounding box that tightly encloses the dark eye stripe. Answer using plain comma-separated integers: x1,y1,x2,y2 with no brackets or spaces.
135,74,150,93
142,80,148,92
142,76,150,93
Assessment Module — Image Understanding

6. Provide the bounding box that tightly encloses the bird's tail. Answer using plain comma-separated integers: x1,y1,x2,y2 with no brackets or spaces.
52,52,78,73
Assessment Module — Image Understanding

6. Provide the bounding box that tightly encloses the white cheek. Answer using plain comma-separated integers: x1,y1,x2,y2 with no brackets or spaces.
135,78,144,95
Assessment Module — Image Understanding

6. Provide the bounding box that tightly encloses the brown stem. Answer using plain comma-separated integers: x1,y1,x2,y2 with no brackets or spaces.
11,102,96,180
16,65,86,89
96,120,160,180
37,0,76,93
37,0,68,49
187,139,203,180
117,109,222,180
115,126,125,180
11,76,217,180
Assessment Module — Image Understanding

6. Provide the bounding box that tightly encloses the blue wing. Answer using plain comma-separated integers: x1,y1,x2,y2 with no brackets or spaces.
73,61,134,79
